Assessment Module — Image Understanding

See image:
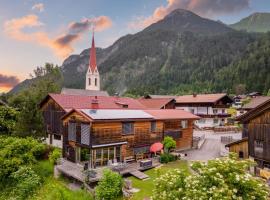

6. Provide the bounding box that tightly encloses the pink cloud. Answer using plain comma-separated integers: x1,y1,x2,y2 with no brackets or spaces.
4,15,112,59
130,0,250,29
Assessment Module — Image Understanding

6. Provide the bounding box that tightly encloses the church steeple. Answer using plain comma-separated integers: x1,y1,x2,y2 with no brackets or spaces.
85,31,100,91
89,32,97,73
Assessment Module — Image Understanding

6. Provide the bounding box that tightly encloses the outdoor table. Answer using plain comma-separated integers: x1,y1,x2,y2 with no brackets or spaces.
139,159,152,168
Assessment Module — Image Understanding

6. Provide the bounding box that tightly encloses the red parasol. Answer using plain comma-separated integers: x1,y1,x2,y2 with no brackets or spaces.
150,142,163,153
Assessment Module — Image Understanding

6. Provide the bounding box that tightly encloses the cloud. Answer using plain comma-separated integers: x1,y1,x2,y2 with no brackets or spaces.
32,3,44,12
4,15,112,58
0,73,20,89
130,0,250,29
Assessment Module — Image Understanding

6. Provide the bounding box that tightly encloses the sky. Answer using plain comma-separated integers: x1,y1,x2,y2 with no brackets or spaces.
1,0,270,93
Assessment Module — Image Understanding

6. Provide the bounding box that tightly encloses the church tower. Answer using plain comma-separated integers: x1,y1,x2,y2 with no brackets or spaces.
85,31,100,91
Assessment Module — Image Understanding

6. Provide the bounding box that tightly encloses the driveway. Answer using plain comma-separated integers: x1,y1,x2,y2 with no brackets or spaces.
182,130,242,161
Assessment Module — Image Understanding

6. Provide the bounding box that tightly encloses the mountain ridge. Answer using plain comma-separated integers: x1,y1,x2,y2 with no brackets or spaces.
230,12,270,32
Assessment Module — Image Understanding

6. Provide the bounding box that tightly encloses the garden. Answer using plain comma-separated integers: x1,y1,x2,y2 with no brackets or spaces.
0,136,269,200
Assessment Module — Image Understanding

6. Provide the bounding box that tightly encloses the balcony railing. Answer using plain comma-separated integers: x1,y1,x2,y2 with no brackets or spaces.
196,113,231,118
90,128,163,145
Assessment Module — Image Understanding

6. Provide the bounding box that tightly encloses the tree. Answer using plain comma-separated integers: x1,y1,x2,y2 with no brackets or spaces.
152,154,269,200
95,169,123,200
163,136,176,153
9,63,63,138
234,84,246,95
267,89,270,96
0,106,18,135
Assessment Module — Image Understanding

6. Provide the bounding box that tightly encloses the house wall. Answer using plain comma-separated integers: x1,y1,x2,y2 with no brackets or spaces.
247,109,270,167
62,112,195,162
41,98,66,147
176,105,229,128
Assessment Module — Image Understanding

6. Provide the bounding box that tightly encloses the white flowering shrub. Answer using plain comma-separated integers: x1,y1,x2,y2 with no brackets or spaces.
152,154,269,200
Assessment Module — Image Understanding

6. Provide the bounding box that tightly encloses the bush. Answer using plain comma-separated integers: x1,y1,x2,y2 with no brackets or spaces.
95,169,123,200
11,166,41,200
0,136,46,181
152,154,270,200
160,153,176,163
49,148,62,165
163,136,176,153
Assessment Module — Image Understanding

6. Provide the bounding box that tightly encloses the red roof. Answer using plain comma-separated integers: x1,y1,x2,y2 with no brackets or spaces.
138,98,174,109
176,93,230,104
144,109,200,120
42,94,146,110
89,32,97,73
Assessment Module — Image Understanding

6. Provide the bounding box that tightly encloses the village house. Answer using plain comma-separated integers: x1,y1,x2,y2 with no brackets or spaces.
236,96,270,116
61,108,199,167
174,93,233,129
40,94,147,147
236,98,270,168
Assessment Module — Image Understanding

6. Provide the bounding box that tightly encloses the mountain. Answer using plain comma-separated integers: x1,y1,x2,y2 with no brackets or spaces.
230,12,270,32
10,9,268,96
144,9,232,34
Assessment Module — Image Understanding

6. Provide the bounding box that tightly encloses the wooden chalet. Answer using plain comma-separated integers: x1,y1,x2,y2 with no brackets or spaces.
175,93,233,128
61,109,199,168
39,94,147,148
237,98,270,168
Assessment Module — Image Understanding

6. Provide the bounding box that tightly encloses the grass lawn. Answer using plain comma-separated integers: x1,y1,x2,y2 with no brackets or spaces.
128,160,189,200
30,160,93,200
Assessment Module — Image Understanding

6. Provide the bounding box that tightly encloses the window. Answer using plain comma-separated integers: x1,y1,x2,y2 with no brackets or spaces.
122,122,134,135
88,78,91,85
254,140,264,157
198,119,206,124
68,122,76,141
95,78,97,86
54,134,61,140
151,121,157,132
222,109,225,114
189,108,195,114
181,120,188,129
213,118,219,124
213,109,218,114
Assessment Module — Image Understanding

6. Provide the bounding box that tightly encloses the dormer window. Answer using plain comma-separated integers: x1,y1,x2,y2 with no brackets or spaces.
88,78,91,85
95,78,97,86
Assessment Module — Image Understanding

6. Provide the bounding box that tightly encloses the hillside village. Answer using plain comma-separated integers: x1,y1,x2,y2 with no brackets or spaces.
1,6,270,200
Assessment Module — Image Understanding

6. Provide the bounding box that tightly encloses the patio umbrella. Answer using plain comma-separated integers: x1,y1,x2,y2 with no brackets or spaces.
150,142,163,153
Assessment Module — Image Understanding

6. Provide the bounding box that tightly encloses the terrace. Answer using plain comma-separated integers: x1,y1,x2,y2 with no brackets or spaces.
55,157,160,183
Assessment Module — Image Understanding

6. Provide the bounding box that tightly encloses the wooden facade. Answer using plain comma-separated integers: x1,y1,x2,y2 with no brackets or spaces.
226,138,248,159
62,110,195,168
237,99,270,168
40,98,66,144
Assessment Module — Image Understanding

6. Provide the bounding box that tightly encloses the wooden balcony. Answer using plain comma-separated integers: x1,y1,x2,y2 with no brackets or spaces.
196,113,231,118
91,128,163,146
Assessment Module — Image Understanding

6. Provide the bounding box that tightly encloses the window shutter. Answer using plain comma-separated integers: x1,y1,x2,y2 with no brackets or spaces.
81,124,90,145
68,122,76,141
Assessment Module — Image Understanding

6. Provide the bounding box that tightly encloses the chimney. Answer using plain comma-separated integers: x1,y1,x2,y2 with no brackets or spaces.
193,93,197,97
91,96,99,109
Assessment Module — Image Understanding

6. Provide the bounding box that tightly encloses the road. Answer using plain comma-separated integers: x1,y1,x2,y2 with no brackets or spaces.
182,130,242,161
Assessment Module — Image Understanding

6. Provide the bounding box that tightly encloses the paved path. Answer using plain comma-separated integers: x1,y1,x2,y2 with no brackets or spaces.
182,130,242,161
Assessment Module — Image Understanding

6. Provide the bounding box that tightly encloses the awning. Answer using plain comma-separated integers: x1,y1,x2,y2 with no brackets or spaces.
92,141,127,148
